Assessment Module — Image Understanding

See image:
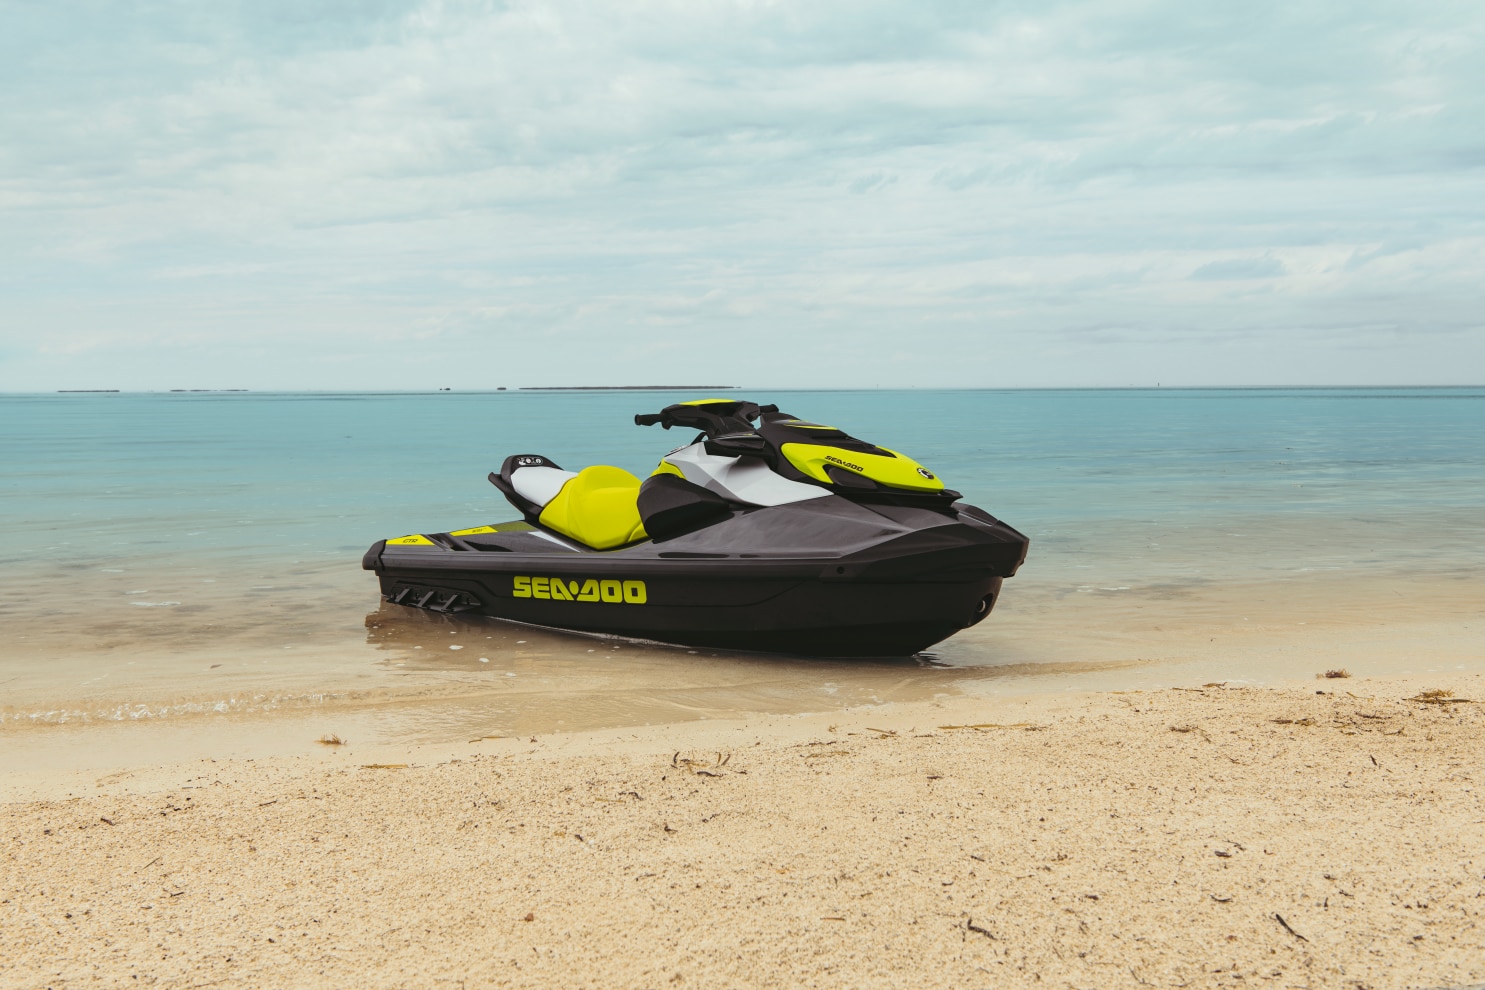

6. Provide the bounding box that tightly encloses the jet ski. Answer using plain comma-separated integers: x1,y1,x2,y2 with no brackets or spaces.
362,399,1029,657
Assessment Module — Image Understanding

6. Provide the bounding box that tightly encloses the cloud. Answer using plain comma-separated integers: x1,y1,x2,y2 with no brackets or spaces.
1,0,1483,388
1189,256,1288,281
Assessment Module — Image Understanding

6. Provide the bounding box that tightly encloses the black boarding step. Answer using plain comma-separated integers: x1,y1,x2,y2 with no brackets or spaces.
386,585,482,613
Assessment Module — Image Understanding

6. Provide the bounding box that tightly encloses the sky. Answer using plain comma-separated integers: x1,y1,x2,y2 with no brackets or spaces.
2,0,1482,390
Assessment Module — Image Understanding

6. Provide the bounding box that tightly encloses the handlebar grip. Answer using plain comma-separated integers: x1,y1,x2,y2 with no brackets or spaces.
634,413,665,426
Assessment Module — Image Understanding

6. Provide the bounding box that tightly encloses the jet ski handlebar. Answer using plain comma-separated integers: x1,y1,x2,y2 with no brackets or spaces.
634,400,779,438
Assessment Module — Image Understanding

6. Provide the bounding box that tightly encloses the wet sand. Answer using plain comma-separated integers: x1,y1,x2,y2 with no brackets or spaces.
5,567,1482,773
5,674,1483,989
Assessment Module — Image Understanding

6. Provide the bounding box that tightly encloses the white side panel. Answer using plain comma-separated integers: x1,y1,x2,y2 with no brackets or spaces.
662,444,830,506
511,466,578,507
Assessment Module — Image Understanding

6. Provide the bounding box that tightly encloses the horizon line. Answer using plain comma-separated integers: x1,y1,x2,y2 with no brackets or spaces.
8,384,1485,396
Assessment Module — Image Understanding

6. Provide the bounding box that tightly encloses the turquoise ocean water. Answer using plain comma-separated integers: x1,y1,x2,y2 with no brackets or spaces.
2,388,1482,761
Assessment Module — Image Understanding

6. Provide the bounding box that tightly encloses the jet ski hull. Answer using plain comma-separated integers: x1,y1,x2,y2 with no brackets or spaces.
364,500,1028,657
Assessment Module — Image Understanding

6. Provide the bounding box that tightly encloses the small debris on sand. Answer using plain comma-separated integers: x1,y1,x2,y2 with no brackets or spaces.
5,675,1481,989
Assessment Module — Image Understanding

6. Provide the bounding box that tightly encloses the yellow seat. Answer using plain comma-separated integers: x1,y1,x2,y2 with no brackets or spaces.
537,465,648,550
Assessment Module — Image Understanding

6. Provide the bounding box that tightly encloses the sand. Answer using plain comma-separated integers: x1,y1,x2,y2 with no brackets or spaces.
4,674,1483,989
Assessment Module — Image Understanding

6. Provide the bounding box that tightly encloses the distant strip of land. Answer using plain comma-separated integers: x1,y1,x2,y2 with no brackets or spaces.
519,385,738,391
54,389,252,393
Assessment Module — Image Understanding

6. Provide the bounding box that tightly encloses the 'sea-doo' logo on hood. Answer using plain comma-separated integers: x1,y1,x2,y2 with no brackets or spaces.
513,576,646,604
825,454,865,473
917,467,935,479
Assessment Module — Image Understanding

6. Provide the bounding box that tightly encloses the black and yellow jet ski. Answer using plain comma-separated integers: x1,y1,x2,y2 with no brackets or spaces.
362,399,1029,657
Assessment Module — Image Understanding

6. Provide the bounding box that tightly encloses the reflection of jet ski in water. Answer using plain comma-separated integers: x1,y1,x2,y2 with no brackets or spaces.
362,399,1029,657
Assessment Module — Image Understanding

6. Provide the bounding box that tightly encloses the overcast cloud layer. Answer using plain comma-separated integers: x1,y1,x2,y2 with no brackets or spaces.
2,0,1482,389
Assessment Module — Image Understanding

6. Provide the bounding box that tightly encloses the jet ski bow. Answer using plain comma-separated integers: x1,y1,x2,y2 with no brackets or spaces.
363,399,1029,657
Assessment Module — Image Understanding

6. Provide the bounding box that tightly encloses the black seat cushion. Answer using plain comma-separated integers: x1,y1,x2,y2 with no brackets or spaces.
636,473,732,540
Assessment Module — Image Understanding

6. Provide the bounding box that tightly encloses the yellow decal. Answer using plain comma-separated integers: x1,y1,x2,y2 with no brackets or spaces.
449,521,535,536
386,534,435,546
780,442,945,492
512,576,647,604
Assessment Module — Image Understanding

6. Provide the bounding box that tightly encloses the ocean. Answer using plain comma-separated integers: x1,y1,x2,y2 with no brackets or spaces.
3,388,1482,769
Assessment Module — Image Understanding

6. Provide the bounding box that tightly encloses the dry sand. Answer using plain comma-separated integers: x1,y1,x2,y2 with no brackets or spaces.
4,674,1483,989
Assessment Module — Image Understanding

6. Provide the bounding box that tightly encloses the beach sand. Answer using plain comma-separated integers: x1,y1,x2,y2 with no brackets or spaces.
4,674,1482,989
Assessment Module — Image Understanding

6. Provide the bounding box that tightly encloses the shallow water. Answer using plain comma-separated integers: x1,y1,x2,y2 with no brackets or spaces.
2,388,1482,768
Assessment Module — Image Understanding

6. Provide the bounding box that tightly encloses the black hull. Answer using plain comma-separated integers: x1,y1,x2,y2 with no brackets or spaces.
373,565,1004,657
364,497,1028,658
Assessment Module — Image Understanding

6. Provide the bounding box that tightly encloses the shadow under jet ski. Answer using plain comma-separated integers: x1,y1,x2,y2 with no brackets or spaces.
363,601,958,667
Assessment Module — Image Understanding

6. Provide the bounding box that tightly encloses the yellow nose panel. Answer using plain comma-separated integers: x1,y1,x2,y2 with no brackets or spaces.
780,443,945,492
538,465,649,550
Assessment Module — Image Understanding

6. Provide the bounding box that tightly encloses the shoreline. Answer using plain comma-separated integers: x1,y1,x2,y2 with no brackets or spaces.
5,673,1482,988
5,567,1482,781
